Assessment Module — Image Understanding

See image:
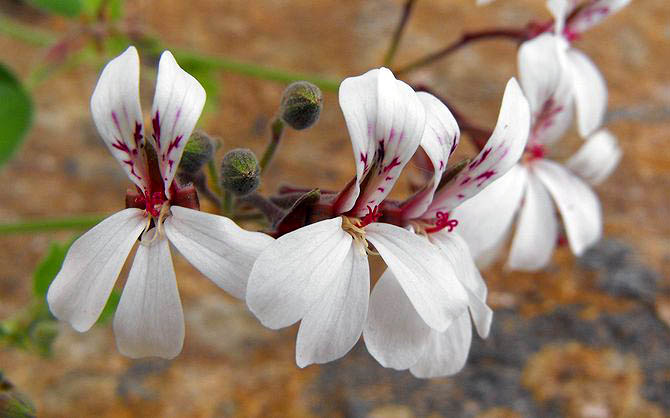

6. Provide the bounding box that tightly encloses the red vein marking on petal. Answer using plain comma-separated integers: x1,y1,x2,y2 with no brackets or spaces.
475,170,496,186
152,112,162,149
460,176,472,186
166,135,184,156
382,156,402,174
385,176,393,181
112,138,131,154
469,148,491,170
439,160,445,171
377,187,385,193
133,122,143,149
360,152,369,170
449,135,458,155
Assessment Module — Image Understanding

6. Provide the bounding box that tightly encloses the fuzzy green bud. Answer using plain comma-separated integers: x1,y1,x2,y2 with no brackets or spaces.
178,130,215,175
220,148,260,196
279,81,323,130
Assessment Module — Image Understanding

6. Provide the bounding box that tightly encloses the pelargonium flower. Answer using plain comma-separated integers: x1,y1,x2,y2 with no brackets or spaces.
46,47,273,359
364,79,530,377
454,33,621,271
246,68,472,368
546,0,631,137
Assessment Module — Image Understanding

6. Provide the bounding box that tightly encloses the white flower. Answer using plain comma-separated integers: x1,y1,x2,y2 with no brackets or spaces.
364,79,531,377
46,47,273,359
454,34,621,271
547,0,630,137
246,68,472,368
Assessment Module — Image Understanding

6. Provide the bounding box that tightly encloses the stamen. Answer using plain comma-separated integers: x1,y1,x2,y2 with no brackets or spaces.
140,203,171,246
424,211,459,234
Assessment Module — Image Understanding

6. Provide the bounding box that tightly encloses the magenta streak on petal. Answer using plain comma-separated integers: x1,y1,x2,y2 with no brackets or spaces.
172,108,181,132
460,176,472,186
457,193,465,199
360,152,369,170
377,187,385,192
111,111,122,135
122,159,142,181
152,112,162,149
469,148,491,170
475,170,495,186
385,176,393,181
439,160,445,171
382,157,402,174
112,138,131,154
449,135,458,155
166,135,184,157
133,122,143,149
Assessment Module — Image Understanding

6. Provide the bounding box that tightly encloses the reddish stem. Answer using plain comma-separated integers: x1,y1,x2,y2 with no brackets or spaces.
394,27,528,76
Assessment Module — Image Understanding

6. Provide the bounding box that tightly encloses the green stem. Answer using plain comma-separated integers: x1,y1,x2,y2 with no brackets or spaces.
383,0,417,67
222,190,233,216
0,215,107,234
260,118,285,173
0,15,53,47
146,44,340,92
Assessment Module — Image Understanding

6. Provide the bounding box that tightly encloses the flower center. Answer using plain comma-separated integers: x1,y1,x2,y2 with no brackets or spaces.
341,214,378,256
524,143,546,163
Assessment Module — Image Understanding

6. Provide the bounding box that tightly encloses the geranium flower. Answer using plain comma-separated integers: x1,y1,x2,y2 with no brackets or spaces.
454,34,621,270
46,47,273,359
364,79,531,377
547,0,631,137
246,68,472,368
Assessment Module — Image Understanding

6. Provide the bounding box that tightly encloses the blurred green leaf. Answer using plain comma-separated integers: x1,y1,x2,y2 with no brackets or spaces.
24,0,82,17
81,0,124,20
33,241,70,298
98,290,120,324
0,64,32,169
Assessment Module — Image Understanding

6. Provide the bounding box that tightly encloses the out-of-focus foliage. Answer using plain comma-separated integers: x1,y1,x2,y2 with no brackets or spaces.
25,0,82,17
0,372,36,418
0,64,32,169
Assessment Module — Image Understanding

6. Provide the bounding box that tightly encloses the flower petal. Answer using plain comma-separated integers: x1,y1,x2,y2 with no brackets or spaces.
90,46,148,193
428,231,493,339
46,208,145,332
151,51,206,196
426,78,530,216
547,0,575,35
518,34,574,145
450,164,527,260
409,311,472,378
401,92,460,219
534,159,602,255
566,0,632,35
338,68,426,216
364,269,432,370
566,129,621,185
565,48,607,138
164,206,273,299
296,243,369,367
508,170,559,271
113,230,184,359
246,217,356,329
365,223,468,332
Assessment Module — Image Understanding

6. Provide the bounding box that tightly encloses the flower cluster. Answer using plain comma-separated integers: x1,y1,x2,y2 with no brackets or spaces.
46,0,627,377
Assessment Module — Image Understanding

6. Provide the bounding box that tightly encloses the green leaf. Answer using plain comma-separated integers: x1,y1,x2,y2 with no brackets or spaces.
98,290,120,324
0,64,32,168
32,241,71,298
24,0,82,17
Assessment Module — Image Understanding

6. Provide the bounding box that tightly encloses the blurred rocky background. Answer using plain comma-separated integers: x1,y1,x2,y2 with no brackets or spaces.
0,0,668,416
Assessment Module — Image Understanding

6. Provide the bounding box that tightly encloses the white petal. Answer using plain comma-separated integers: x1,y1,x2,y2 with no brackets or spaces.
296,243,369,367
338,68,426,216
566,0,632,35
566,129,622,185
427,78,530,216
365,223,468,332
508,171,559,271
409,311,472,378
151,51,206,196
246,217,356,329
450,164,527,260
547,0,575,35
113,230,184,359
90,46,149,193
428,231,493,339
518,34,574,145
164,206,273,299
565,48,607,138
364,269,432,370
46,208,145,332
401,92,460,219
534,159,602,255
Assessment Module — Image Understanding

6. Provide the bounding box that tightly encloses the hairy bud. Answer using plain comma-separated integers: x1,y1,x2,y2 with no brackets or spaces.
220,148,260,196
178,130,215,175
279,81,323,130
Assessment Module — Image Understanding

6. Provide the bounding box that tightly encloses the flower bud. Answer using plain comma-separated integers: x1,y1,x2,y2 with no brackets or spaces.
220,148,260,196
178,130,215,175
279,81,323,130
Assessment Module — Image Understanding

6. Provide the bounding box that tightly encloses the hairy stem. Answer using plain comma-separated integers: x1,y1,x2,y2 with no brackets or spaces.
260,118,285,173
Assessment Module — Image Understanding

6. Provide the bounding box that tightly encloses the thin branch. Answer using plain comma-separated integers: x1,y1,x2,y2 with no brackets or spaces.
383,0,418,67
